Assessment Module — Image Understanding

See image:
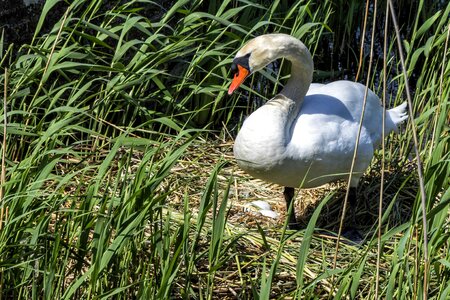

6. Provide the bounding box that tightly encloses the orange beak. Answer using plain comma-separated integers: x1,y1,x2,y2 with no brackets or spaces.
228,65,250,95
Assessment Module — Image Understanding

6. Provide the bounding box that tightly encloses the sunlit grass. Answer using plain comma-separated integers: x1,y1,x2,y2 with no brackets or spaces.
0,0,449,298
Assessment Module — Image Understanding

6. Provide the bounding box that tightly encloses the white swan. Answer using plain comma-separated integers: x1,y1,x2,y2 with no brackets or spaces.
228,34,407,228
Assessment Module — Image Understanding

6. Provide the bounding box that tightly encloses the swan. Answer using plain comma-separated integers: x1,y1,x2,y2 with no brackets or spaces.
228,34,408,229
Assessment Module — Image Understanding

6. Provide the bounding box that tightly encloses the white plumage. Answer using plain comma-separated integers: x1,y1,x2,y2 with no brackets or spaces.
228,34,407,226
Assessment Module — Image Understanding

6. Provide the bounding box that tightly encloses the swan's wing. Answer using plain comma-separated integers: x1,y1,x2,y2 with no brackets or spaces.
288,80,383,164
303,81,385,145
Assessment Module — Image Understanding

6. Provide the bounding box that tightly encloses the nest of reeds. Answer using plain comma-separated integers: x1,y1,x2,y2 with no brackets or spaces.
163,135,419,298
168,135,417,232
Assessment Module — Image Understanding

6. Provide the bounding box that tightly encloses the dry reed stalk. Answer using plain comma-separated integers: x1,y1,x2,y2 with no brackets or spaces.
0,66,7,300
333,0,378,271
355,0,370,81
388,1,429,298
39,7,70,90
430,23,450,155
376,1,390,297
1,67,7,230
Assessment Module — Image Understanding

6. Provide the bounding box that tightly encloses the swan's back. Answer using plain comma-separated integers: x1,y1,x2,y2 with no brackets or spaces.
298,80,387,147
284,81,397,187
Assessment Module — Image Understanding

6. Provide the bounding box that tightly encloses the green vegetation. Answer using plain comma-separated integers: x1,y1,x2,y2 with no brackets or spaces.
0,0,448,298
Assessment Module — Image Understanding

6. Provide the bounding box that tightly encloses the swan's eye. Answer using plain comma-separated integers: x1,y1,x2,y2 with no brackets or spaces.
231,63,238,77
231,53,251,77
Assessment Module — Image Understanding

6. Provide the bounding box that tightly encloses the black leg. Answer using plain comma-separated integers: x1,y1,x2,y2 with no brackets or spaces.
348,187,357,207
341,186,363,243
284,187,299,230
348,186,357,225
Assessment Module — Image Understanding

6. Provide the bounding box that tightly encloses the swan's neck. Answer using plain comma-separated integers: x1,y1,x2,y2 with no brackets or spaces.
281,60,312,103
234,37,313,173
276,41,313,117
265,40,313,141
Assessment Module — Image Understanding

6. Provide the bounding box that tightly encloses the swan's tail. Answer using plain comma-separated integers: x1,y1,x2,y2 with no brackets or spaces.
386,101,408,133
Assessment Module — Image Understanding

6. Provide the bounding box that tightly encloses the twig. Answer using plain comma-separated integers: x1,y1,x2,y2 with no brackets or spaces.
376,2,389,297
333,0,378,271
388,1,429,298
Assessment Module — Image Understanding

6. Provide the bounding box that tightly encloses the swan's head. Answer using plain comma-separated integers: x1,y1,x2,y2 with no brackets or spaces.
228,35,281,95
228,34,311,95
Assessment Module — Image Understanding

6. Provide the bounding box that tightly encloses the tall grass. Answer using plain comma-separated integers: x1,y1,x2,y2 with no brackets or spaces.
0,0,449,298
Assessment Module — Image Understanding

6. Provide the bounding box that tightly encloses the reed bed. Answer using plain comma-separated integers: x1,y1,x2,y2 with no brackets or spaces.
0,0,449,298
